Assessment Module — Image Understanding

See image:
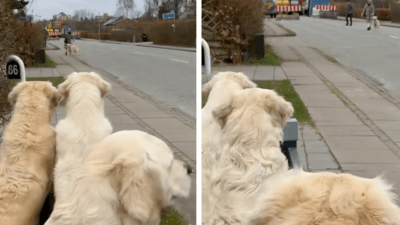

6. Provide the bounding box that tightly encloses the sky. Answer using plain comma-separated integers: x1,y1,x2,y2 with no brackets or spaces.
28,0,146,20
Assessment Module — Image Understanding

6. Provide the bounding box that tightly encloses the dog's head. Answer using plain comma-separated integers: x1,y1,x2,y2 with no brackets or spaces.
211,88,293,187
202,72,257,97
93,131,191,224
213,88,293,134
8,81,62,112
58,72,111,102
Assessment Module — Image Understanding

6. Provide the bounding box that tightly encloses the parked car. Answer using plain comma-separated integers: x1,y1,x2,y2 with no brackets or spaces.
264,0,277,18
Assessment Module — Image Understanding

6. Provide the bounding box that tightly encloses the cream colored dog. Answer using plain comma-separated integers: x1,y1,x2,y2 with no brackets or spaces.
202,72,257,221
66,44,79,55
45,130,192,225
372,16,380,29
244,169,400,225
204,88,293,224
0,82,62,225
45,72,112,225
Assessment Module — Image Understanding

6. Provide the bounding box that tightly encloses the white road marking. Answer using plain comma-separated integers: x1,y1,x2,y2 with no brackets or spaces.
134,52,144,55
390,35,399,39
170,59,188,63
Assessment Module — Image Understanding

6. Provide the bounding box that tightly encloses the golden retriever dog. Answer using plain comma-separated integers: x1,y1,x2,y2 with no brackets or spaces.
244,169,400,225
203,88,294,224
44,130,192,225
66,44,79,55
0,82,62,225
45,72,112,225
372,16,380,29
202,72,257,221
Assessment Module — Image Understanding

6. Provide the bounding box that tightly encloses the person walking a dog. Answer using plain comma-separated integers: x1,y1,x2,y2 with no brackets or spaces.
346,0,353,26
362,0,375,31
64,28,75,55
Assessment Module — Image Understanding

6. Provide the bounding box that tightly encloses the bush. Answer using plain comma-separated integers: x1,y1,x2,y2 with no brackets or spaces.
376,8,391,21
110,30,134,42
150,20,196,46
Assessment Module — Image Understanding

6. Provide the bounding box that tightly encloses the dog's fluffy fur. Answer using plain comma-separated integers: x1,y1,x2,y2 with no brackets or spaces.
202,72,257,221
244,169,400,225
372,16,380,28
45,130,191,225
45,72,112,224
0,82,62,225
204,88,294,224
66,44,79,55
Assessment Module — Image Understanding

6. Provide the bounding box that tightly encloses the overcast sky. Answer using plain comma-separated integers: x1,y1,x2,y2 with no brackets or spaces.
28,0,146,20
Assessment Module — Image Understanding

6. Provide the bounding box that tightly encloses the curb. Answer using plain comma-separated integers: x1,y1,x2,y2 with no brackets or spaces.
335,17,400,28
80,38,196,52
46,43,60,50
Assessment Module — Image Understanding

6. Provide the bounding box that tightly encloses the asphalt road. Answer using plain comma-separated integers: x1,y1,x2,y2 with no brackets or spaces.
267,16,400,98
51,40,196,119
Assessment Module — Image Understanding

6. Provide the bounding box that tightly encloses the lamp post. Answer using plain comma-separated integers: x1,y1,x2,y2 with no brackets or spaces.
98,12,100,40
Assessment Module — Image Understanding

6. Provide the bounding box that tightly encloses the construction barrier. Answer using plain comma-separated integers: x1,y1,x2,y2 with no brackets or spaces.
276,5,301,12
315,5,338,11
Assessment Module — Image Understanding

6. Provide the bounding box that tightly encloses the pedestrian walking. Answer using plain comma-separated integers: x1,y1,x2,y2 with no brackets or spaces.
361,0,375,31
346,0,353,26
64,28,75,55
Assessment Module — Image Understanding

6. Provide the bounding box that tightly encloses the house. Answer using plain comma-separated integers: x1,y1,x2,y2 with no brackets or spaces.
57,12,71,21
103,16,135,29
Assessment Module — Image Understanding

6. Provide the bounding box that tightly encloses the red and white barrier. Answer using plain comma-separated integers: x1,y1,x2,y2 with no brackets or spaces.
276,5,301,12
315,5,338,11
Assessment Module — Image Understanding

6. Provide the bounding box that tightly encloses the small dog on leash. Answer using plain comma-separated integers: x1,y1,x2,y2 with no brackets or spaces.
66,44,79,55
373,16,380,29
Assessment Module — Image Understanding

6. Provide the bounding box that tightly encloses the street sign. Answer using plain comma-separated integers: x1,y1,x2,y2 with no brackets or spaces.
6,60,21,80
162,13,175,20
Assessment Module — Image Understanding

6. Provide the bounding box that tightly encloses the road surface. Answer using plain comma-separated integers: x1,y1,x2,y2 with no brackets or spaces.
51,40,196,119
267,17,400,99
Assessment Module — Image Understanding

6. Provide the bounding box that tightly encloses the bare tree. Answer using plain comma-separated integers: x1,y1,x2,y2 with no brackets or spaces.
115,0,139,18
143,0,159,20
73,9,95,21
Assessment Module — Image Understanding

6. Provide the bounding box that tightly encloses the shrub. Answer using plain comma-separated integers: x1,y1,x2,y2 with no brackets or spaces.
376,8,391,21
110,30,134,42
150,20,196,46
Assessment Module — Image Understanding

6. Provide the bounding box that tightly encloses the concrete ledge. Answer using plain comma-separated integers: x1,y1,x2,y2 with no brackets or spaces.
276,13,300,21
320,11,338,19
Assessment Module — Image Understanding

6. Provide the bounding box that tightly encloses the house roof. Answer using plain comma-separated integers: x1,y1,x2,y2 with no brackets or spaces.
103,16,129,26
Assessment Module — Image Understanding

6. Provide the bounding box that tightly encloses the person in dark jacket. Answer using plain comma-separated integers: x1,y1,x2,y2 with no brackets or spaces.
362,0,375,30
64,28,75,55
346,0,353,26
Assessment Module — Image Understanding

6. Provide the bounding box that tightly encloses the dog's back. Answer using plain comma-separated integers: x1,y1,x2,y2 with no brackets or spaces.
247,171,400,225
0,82,60,225
47,73,112,225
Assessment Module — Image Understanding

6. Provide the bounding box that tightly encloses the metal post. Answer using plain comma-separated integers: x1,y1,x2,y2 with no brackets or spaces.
201,38,211,76
6,55,26,82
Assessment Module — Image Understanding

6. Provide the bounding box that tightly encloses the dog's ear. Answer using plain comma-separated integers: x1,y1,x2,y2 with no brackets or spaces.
8,82,28,104
262,90,294,128
109,158,164,224
99,80,111,97
202,75,217,96
212,102,234,129
90,72,111,97
233,72,257,89
58,73,76,99
50,86,63,108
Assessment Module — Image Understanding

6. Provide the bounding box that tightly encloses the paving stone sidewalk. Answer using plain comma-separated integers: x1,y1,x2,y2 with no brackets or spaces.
208,43,400,203
2,48,196,224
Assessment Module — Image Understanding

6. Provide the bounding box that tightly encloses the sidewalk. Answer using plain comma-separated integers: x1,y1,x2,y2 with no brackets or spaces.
23,49,196,224
208,44,400,203
79,38,196,52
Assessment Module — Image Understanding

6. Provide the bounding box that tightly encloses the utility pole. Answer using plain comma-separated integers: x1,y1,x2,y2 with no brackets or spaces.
98,12,100,40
